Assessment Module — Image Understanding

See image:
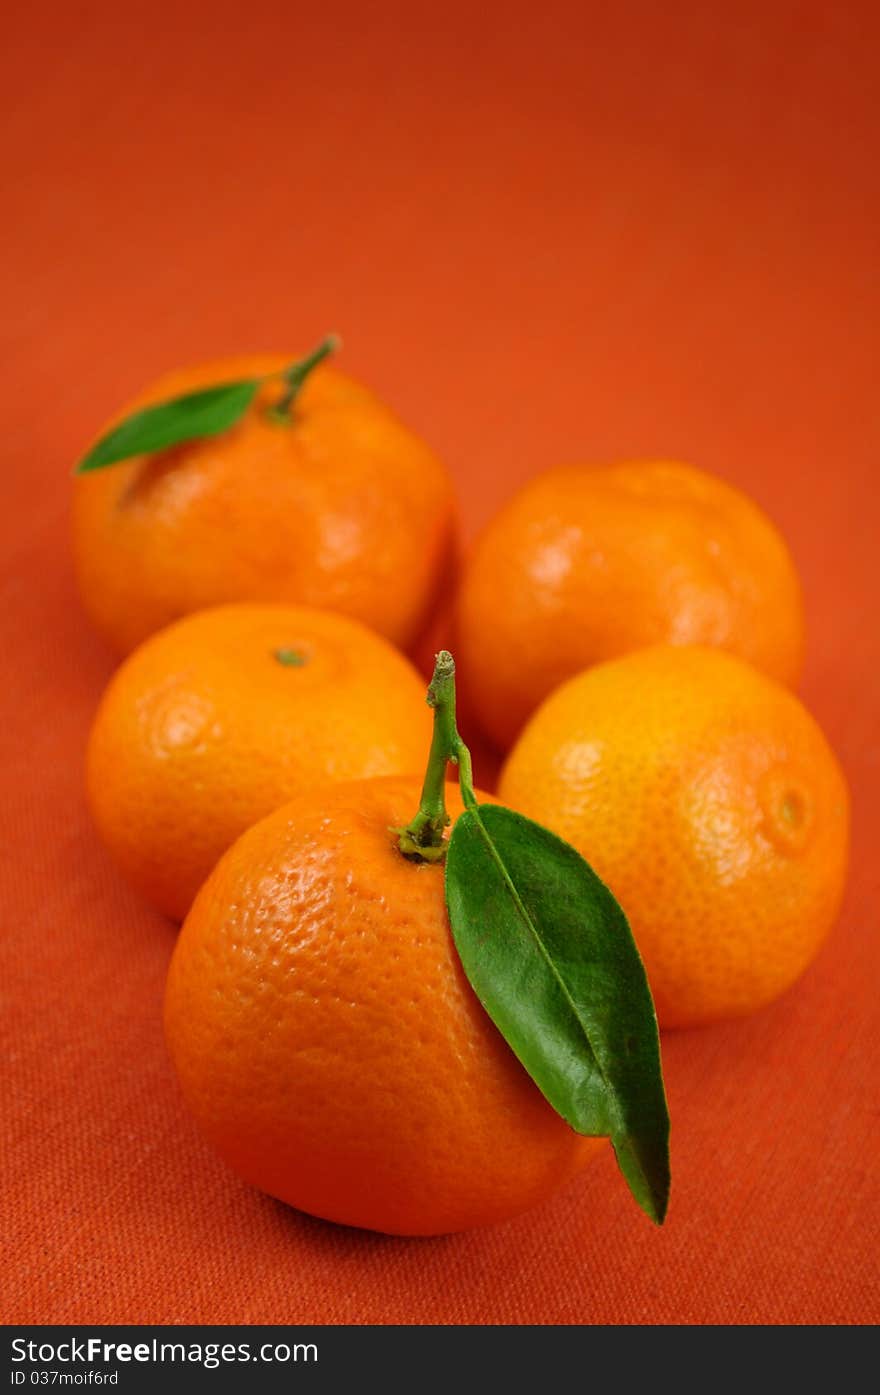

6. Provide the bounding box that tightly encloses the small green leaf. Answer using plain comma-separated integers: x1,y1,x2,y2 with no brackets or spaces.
445,803,670,1224
74,378,262,473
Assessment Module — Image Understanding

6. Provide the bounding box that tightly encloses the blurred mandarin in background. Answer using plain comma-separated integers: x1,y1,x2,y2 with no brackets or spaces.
456,460,805,750
73,348,457,657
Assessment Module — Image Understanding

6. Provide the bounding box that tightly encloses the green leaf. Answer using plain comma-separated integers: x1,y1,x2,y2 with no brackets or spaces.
445,803,670,1224
74,378,262,473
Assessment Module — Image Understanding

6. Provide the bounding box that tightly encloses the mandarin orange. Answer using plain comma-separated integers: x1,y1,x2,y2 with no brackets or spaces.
86,604,433,921
164,775,604,1235
456,460,804,749
73,352,456,656
499,646,849,1028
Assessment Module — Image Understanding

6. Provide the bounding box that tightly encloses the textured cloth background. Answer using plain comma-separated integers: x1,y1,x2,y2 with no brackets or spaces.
2,0,878,1325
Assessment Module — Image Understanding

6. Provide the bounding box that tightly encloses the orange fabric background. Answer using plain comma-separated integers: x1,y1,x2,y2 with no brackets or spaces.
2,0,878,1325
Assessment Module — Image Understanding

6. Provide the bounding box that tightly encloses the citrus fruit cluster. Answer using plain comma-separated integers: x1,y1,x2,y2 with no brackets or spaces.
74,337,849,1236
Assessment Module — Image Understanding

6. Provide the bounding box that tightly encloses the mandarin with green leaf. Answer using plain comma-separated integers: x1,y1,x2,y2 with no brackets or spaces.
165,774,606,1236
73,339,457,656
164,653,669,1235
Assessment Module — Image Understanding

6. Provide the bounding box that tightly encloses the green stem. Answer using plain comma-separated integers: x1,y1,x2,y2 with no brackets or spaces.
395,650,477,862
267,333,340,423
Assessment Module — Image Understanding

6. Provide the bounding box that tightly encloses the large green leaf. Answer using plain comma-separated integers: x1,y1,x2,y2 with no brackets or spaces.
445,802,670,1224
75,378,262,473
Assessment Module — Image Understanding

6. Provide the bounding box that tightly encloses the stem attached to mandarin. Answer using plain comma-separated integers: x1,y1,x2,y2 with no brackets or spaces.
395,651,477,863
266,333,341,423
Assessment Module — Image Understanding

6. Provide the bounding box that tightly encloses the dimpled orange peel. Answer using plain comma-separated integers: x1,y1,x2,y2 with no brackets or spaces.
163,777,604,1235
499,645,850,1028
